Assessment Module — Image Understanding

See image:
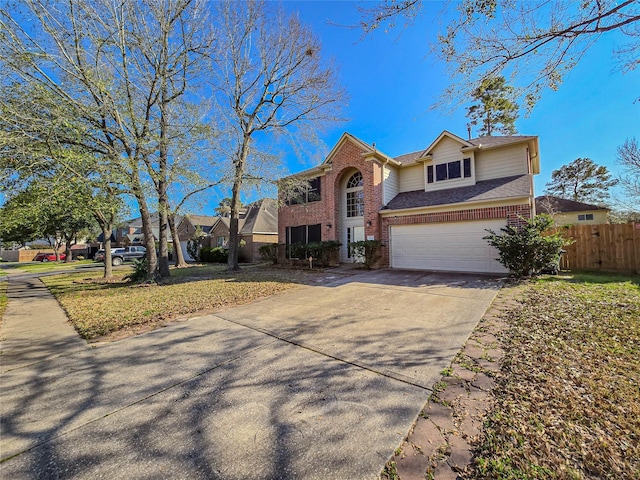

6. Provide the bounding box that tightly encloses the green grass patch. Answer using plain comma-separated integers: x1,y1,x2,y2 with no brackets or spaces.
0,280,7,321
472,273,640,479
41,265,328,340
1,259,97,273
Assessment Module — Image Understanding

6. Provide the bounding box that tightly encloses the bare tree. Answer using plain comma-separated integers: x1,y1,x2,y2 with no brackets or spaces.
616,138,640,210
358,1,640,108
0,0,215,280
211,0,346,271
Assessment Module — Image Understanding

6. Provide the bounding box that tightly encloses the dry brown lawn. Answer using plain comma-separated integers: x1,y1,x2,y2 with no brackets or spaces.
472,273,640,479
42,265,341,340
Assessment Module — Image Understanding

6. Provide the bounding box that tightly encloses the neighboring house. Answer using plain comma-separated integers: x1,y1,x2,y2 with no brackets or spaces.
535,196,610,225
208,198,279,263
209,217,243,250
111,213,182,246
176,214,220,261
92,213,183,259
238,198,279,262
121,214,181,245
278,131,540,274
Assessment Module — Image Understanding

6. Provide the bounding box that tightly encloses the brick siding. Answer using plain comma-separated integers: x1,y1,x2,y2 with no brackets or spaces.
278,138,385,262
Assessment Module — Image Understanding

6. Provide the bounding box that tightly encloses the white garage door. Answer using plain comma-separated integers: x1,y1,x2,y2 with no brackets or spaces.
390,220,508,273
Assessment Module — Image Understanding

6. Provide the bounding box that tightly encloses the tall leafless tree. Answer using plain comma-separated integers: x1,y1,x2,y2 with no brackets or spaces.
211,0,346,271
617,138,640,210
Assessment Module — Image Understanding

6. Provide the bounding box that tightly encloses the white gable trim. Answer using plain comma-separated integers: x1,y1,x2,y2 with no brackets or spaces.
321,132,374,166
422,130,475,157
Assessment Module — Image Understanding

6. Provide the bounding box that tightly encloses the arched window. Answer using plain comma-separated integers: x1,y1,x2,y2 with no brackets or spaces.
347,171,363,188
346,172,364,217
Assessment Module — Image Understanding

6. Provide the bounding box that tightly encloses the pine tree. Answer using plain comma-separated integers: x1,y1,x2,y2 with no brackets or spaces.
544,158,618,206
467,76,519,136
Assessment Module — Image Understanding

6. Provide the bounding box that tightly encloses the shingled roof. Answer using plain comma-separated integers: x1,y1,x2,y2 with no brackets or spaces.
535,196,609,213
468,135,537,149
393,150,424,165
184,214,219,233
240,198,278,235
384,175,531,211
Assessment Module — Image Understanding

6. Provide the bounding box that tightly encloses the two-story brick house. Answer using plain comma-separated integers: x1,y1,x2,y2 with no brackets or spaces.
278,130,540,273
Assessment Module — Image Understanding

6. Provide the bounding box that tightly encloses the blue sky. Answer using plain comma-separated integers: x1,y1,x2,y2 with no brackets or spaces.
271,0,639,206
2,1,637,216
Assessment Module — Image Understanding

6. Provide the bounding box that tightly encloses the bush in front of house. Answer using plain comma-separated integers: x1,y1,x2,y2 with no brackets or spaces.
199,246,228,263
483,214,570,278
306,241,341,267
125,258,149,282
287,241,342,267
348,240,382,269
259,243,280,264
187,226,206,261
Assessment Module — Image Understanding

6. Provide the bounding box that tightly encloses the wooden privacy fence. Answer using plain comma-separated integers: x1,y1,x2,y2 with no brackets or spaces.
558,223,640,274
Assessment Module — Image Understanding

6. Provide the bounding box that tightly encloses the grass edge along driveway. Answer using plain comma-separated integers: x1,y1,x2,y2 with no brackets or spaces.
0,279,7,321
41,265,333,340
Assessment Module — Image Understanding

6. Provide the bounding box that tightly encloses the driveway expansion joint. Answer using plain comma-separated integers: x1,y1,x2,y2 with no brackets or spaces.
214,312,434,391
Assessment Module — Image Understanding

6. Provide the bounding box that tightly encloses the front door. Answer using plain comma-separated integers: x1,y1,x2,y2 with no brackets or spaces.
345,225,365,263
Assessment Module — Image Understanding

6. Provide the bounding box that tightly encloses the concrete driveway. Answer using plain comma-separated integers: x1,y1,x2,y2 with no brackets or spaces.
0,269,501,479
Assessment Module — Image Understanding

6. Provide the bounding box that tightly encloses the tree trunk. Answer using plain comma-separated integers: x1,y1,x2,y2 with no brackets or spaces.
227,149,247,272
102,226,113,279
157,59,171,278
137,197,158,281
169,213,188,268
63,237,72,263
94,210,114,279
158,206,171,277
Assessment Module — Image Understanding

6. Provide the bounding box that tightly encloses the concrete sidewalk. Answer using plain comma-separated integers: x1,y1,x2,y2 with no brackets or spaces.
0,269,501,479
1,274,87,373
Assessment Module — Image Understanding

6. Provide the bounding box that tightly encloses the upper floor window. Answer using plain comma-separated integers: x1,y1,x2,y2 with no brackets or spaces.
347,171,363,188
286,177,322,205
346,172,364,217
427,158,472,184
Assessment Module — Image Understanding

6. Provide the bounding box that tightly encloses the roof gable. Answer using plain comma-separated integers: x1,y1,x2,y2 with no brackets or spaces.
423,130,475,157
321,132,375,167
183,214,219,228
211,216,246,234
